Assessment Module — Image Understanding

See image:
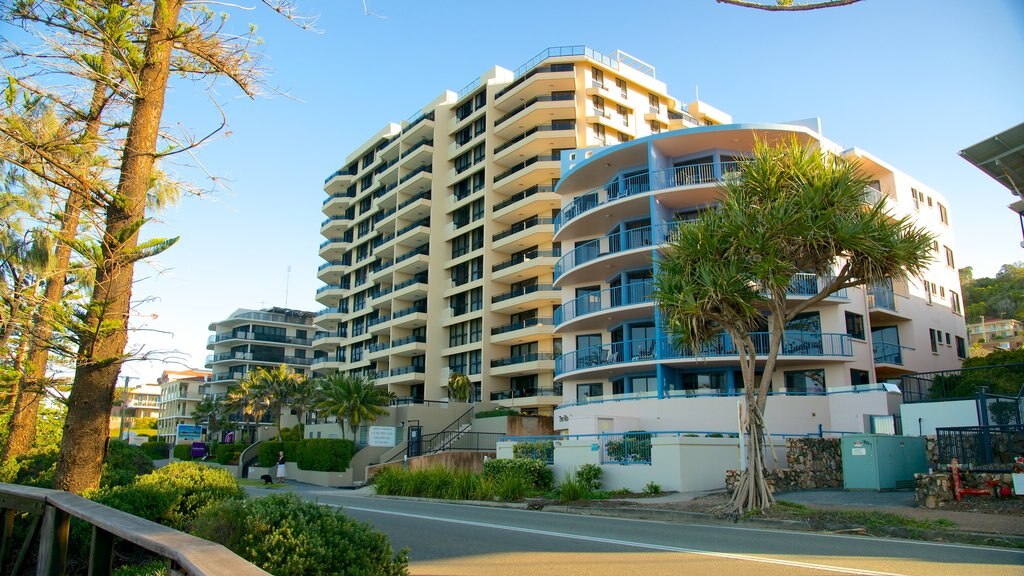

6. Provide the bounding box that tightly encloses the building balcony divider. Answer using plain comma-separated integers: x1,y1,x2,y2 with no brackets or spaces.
554,222,681,281
494,93,575,128
490,352,556,368
490,384,563,401
494,122,576,156
492,217,554,243
491,316,554,336
554,280,654,326
492,249,561,273
494,184,555,213
554,332,853,377
491,283,556,304
493,154,559,184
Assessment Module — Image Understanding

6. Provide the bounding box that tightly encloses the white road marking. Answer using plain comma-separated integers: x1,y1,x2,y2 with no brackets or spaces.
339,505,907,576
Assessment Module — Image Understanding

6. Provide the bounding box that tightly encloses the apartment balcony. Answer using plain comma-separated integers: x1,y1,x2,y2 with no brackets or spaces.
494,63,575,111
492,217,555,253
554,280,654,332
389,365,426,386
393,246,430,275
318,236,352,260
315,283,346,302
312,331,346,349
489,316,554,345
644,106,669,127
491,249,560,283
493,123,577,166
391,274,429,301
493,185,560,225
399,138,433,168
873,341,915,380
367,314,391,336
553,223,676,287
322,190,355,216
492,154,561,194
391,303,428,329
207,331,312,348
393,165,433,197
205,351,314,368
316,259,348,284
555,332,854,379
554,171,651,236
490,283,560,313
493,93,576,138
367,341,391,362
208,371,245,384
311,357,346,374
392,217,430,248
314,306,347,330
489,353,556,377
319,216,353,238
323,167,356,194
389,334,428,356
490,384,563,410
394,191,431,223
402,110,434,142
867,287,912,322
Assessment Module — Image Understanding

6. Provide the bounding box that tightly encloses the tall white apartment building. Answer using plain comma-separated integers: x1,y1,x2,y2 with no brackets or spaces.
315,47,729,414
156,369,211,442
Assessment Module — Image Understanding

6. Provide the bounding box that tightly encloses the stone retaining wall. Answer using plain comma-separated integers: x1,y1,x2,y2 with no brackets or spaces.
915,470,1018,508
366,450,494,481
727,438,842,494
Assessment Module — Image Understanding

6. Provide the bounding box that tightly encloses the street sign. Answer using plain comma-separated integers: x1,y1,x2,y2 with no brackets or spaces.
369,426,396,447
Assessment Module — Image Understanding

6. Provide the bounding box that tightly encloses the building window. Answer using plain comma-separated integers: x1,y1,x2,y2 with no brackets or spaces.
929,328,938,353
649,120,661,134
578,383,602,402
939,203,948,224
616,77,627,98
931,240,939,252
591,66,604,88
911,188,920,210
468,350,481,375
945,332,951,346
951,291,962,315
944,246,955,268
845,311,865,340
850,369,870,386
955,336,966,359
784,369,825,394
631,375,658,394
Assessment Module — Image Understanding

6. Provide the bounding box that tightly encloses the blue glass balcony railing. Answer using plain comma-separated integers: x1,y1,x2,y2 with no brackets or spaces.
867,287,897,312
554,280,654,326
873,341,907,365
554,222,682,281
554,171,652,232
554,332,853,377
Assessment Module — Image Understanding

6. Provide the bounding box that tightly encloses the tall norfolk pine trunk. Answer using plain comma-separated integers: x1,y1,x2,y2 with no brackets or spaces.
53,0,184,494
4,69,109,460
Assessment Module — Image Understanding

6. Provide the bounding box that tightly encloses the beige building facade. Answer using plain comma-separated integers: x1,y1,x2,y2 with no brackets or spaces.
315,47,728,415
156,369,211,442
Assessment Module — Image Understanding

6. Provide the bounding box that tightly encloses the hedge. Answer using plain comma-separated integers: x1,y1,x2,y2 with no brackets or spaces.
172,444,192,461
191,493,408,576
140,441,170,460
214,443,245,465
257,439,355,472
482,458,552,490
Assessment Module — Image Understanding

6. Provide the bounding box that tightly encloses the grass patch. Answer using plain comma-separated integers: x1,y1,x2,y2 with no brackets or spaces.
760,500,957,535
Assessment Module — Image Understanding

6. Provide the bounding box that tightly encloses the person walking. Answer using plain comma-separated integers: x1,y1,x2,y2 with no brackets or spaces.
277,450,287,483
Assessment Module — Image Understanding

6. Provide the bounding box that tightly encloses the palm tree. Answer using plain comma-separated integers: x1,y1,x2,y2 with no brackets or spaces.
224,372,269,444
315,373,391,441
252,364,304,441
447,372,471,403
290,376,322,434
191,396,224,442
654,137,934,515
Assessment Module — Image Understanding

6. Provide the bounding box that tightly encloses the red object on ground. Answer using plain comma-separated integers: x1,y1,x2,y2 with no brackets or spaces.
950,458,1013,500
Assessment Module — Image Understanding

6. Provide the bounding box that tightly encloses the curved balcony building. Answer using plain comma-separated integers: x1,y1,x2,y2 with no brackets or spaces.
551,123,967,417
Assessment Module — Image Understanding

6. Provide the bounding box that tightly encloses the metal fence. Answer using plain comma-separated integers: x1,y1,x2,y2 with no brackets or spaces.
900,362,1024,403
936,425,1024,471
600,432,653,465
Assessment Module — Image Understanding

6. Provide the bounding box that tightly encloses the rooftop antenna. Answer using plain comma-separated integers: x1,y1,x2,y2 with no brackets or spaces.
285,265,291,307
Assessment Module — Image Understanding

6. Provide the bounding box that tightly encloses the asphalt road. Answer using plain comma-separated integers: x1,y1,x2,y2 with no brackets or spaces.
259,487,1024,576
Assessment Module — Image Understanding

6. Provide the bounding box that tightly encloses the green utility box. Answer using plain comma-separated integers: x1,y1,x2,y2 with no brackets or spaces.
841,434,928,490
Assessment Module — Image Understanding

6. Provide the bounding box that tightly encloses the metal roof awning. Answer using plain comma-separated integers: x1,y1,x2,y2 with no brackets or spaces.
959,122,1024,206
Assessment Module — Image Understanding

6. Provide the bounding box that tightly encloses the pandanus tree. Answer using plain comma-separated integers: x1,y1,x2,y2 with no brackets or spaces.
447,372,471,403
654,136,934,514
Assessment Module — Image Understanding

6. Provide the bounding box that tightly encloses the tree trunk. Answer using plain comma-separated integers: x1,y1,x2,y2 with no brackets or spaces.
4,71,108,460
53,0,184,494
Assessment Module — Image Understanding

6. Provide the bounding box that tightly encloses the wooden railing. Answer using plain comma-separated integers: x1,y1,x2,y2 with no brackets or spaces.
0,483,267,576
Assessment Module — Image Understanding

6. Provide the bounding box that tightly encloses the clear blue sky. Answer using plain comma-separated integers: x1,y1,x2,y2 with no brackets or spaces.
125,0,1024,383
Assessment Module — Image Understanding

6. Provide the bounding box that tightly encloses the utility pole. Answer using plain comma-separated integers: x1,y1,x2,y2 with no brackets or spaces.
117,375,136,441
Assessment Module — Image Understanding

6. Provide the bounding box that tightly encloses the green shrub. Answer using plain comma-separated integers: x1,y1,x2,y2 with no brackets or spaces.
191,493,408,576
101,441,154,488
140,441,169,460
474,408,519,419
558,471,586,502
280,424,303,441
132,417,157,431
0,445,58,487
372,466,495,501
172,444,192,461
643,481,662,496
257,441,301,467
214,443,244,465
297,439,355,472
492,473,530,501
575,463,602,491
482,458,552,490
94,461,244,530
512,440,554,462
